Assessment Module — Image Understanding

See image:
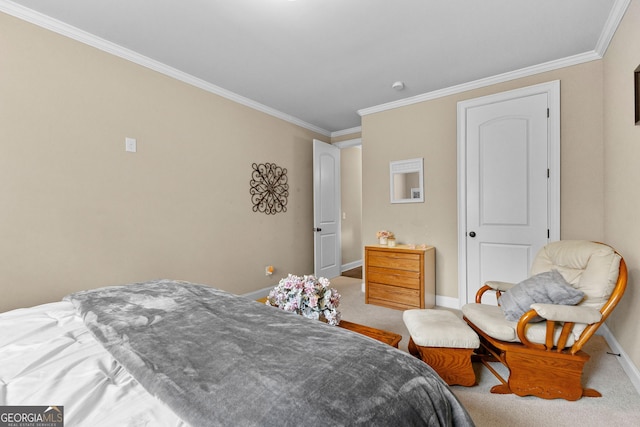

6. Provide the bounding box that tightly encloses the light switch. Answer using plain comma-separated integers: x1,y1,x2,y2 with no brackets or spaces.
125,137,137,153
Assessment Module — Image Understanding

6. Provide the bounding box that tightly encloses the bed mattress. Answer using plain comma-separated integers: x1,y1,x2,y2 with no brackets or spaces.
0,300,187,426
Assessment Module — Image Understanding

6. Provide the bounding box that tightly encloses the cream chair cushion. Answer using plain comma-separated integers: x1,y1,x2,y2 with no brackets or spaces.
461,303,581,346
530,303,602,324
530,240,621,310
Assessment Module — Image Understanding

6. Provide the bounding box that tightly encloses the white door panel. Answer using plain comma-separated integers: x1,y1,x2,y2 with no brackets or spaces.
479,118,529,224
477,242,532,304
313,139,341,279
320,234,337,270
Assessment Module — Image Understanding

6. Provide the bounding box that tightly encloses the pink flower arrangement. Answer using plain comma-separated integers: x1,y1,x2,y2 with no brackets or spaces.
266,274,341,325
376,230,394,239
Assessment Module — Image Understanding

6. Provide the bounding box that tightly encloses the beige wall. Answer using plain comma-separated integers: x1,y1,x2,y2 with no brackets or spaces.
603,0,640,370
339,146,362,266
0,12,326,312
362,60,605,300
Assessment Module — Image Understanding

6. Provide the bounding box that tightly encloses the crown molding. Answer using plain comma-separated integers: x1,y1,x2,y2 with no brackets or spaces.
331,126,362,138
0,0,331,137
333,138,362,149
595,0,631,56
358,50,602,117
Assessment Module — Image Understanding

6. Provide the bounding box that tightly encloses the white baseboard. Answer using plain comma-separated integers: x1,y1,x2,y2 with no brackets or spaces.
435,295,461,310
598,323,640,395
242,286,273,301
248,262,364,300
341,260,363,272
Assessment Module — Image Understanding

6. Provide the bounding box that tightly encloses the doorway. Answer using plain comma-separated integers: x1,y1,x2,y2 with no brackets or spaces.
312,138,362,279
334,138,363,277
457,81,560,306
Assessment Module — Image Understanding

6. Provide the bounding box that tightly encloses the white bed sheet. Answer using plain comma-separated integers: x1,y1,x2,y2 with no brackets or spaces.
0,301,188,427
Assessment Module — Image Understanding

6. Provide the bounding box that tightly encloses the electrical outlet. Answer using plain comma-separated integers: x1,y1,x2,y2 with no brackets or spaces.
125,137,137,153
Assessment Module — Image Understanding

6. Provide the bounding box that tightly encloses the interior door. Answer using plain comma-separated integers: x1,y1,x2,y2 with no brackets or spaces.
313,139,341,279
459,83,559,305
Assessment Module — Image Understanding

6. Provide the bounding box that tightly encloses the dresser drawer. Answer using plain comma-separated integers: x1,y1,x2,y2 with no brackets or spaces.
367,251,420,271
366,266,420,289
367,282,421,309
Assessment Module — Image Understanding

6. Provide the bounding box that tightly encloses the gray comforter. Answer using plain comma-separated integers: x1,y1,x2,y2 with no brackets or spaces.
65,280,474,427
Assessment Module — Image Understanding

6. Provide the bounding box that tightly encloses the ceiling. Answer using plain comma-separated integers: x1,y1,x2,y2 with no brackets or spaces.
1,0,627,135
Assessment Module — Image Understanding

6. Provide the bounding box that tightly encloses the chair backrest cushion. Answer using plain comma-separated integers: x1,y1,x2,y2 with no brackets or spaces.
530,241,621,311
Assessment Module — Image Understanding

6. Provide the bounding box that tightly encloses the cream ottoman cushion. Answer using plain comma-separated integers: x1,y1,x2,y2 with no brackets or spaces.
403,309,479,349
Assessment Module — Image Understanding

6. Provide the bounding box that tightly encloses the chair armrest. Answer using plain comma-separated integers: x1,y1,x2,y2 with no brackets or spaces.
530,303,603,324
475,281,516,303
485,281,515,292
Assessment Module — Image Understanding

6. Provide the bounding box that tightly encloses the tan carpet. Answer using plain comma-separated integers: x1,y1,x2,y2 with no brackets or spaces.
330,275,640,427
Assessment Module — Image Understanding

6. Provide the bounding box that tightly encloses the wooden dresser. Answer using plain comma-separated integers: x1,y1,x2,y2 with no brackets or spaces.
365,244,435,310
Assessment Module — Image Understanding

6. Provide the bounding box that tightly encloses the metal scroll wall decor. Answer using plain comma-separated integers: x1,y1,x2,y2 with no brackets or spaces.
250,162,289,215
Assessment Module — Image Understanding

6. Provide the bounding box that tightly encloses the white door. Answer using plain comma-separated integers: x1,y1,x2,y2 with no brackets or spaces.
458,82,560,305
313,139,341,279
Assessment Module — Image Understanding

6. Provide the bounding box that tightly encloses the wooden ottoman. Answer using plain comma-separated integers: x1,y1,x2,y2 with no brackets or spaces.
403,309,480,386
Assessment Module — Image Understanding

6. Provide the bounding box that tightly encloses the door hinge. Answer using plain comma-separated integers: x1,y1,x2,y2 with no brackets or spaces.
547,168,550,178
547,108,550,118
548,229,550,238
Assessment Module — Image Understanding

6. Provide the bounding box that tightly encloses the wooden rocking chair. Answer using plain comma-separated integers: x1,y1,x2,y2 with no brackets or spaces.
462,240,627,400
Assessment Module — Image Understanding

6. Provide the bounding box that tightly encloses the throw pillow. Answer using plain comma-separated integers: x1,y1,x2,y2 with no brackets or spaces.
498,270,585,322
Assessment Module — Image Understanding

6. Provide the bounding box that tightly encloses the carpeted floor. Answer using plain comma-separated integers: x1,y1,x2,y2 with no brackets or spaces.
330,275,640,427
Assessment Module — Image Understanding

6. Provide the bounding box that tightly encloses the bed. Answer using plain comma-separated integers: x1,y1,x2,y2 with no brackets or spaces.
0,279,474,426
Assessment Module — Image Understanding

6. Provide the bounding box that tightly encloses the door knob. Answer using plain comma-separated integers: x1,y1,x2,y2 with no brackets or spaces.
468,231,476,238
313,227,322,232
